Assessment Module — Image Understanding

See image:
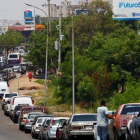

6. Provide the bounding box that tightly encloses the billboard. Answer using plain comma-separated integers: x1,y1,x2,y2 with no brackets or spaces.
24,9,34,24
113,0,140,20
75,9,89,16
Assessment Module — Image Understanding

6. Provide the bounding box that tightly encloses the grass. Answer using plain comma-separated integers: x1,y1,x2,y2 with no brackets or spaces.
27,79,92,116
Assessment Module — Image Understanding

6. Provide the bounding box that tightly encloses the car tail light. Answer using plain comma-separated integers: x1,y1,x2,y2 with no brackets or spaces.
56,129,59,140
32,100,34,104
21,117,23,122
14,111,17,115
44,127,47,131
121,118,128,126
50,119,54,128
19,58,21,61
3,99,5,102
12,100,14,105
25,119,29,124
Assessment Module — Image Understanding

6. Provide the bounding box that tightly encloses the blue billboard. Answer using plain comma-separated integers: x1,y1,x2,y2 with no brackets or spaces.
24,9,34,24
75,9,89,16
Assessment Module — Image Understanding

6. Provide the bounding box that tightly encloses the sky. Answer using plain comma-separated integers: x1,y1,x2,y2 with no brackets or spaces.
0,0,79,23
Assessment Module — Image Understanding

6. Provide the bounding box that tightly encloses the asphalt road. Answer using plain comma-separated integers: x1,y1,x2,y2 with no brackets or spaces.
0,105,32,140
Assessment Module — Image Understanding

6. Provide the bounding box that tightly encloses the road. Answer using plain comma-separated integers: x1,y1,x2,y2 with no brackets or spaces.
0,105,32,140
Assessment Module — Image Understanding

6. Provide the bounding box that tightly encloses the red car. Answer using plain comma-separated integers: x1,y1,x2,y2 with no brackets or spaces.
112,103,140,140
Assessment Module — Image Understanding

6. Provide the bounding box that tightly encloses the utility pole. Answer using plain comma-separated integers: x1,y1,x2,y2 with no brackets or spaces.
48,0,52,37
58,6,62,71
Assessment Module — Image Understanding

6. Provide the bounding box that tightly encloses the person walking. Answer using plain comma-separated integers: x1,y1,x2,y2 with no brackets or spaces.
28,71,32,82
97,100,115,140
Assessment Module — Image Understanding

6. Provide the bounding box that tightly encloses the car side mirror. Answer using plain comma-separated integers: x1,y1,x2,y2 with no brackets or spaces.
38,124,41,127
44,124,48,127
63,122,67,126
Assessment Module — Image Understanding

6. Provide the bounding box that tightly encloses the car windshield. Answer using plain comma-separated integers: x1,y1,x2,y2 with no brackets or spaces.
72,115,97,122
5,94,17,98
37,119,43,123
121,104,140,115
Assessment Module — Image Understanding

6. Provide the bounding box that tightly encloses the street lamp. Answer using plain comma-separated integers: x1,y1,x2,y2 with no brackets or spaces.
65,0,75,114
24,2,49,107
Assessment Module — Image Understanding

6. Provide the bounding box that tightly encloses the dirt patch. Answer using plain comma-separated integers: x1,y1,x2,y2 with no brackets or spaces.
19,86,42,90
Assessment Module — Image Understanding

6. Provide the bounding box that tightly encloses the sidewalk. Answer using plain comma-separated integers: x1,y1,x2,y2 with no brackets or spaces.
9,75,44,95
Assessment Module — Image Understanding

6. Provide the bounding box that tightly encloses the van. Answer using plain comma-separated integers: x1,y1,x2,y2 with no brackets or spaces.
8,53,21,67
10,96,34,111
0,81,9,99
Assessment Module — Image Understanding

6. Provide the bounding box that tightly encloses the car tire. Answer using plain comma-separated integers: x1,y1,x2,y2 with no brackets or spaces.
114,130,125,140
20,125,24,131
125,130,133,140
25,129,28,133
34,134,38,139
68,135,72,140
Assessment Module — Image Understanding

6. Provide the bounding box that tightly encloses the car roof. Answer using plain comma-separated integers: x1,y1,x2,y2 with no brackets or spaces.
51,117,69,120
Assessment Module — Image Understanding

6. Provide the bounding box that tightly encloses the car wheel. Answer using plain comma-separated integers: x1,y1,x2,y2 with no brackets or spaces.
68,135,73,140
125,130,133,140
34,134,38,139
25,129,28,133
20,125,24,131
114,130,120,140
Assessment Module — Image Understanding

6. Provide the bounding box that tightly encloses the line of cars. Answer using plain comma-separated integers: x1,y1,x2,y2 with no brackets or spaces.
1,92,98,140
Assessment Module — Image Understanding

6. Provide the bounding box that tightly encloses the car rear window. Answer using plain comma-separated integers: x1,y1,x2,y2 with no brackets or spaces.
52,120,60,126
9,55,18,58
72,115,97,122
37,119,43,123
28,114,41,119
121,104,140,115
5,94,17,98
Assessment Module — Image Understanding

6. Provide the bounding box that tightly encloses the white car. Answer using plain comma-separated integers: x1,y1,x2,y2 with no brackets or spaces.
1,92,18,110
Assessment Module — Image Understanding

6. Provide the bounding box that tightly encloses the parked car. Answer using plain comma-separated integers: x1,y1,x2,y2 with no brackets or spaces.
0,81,9,99
3,99,11,116
9,96,34,121
13,65,25,74
24,112,45,133
125,108,140,140
45,117,70,140
56,118,70,140
31,116,52,139
1,92,18,110
63,114,97,140
3,68,16,79
12,104,29,123
19,106,44,131
110,103,140,140
39,119,51,140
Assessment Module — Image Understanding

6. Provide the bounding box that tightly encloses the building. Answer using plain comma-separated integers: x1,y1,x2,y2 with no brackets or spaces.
50,1,81,18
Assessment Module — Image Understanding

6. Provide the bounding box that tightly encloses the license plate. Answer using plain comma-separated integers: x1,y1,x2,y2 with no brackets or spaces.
85,126,93,129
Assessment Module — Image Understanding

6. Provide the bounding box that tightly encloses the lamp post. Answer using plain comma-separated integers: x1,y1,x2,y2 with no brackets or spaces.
65,0,75,114
24,2,49,107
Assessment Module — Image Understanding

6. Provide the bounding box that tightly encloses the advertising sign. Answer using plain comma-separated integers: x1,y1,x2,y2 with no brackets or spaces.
24,9,34,24
113,0,140,20
75,9,89,16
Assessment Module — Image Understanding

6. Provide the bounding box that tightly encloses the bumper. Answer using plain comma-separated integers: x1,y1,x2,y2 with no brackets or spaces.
118,127,127,137
70,130,94,136
24,125,32,130
49,131,56,139
35,129,40,134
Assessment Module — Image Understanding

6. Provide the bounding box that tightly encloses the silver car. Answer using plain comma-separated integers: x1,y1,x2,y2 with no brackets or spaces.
45,117,69,140
24,112,45,133
65,113,97,140
31,117,52,139
39,119,51,140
